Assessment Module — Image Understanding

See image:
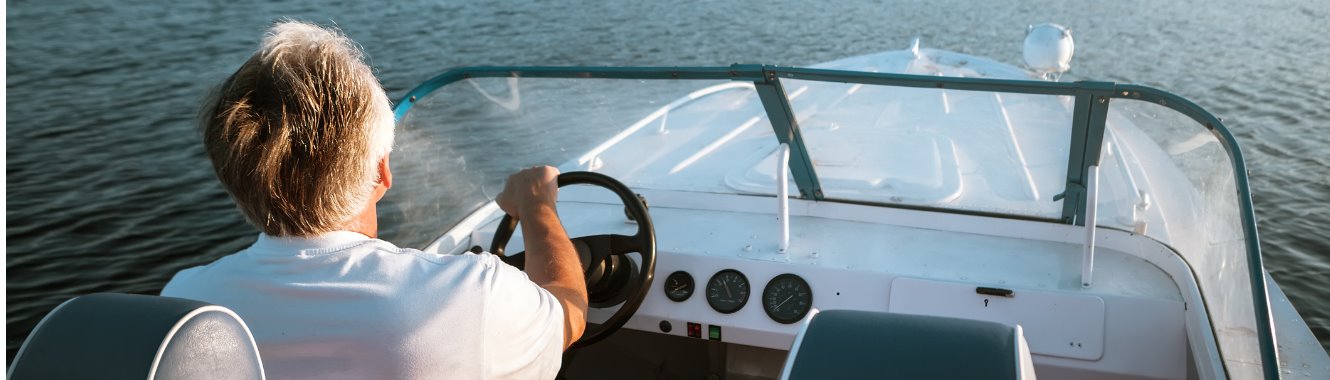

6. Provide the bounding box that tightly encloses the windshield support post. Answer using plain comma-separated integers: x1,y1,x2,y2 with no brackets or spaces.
1060,82,1114,225
744,65,824,200
777,143,791,253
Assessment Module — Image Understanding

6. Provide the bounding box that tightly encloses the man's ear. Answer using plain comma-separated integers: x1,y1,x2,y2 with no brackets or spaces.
377,154,393,190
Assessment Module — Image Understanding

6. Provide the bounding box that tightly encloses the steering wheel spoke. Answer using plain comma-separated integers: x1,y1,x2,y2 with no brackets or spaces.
572,233,642,264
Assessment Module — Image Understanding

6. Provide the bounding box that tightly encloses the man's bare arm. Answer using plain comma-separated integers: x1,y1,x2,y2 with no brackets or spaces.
497,166,588,350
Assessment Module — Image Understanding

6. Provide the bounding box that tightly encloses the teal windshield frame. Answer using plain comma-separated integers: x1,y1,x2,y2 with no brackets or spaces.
393,64,1279,379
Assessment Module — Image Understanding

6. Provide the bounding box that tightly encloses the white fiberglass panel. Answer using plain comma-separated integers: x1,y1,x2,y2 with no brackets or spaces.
889,277,1108,361
781,79,1074,219
1100,99,1260,376
383,78,775,248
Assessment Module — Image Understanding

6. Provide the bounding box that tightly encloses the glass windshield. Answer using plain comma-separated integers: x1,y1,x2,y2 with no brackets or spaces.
1099,98,1261,375
783,79,1073,218
379,77,774,247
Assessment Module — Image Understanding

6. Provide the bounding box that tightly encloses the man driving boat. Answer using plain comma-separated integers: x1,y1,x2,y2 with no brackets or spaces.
161,21,588,379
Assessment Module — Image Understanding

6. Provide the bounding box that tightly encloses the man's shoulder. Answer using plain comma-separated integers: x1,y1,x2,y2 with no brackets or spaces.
162,238,514,295
348,244,534,291
360,242,509,273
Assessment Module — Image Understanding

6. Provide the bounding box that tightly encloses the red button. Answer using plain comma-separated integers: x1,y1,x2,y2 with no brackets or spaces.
687,322,702,338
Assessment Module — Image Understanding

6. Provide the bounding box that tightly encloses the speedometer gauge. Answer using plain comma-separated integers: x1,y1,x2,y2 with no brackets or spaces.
706,269,749,314
762,273,812,324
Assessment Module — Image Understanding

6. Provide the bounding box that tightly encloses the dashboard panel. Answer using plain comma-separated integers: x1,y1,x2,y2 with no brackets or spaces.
448,189,1193,379
665,269,813,325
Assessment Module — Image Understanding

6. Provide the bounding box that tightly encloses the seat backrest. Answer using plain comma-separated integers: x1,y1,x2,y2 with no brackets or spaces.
8,293,265,380
780,310,1035,380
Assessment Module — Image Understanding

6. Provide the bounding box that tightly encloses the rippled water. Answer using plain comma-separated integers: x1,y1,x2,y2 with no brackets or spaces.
7,0,1329,363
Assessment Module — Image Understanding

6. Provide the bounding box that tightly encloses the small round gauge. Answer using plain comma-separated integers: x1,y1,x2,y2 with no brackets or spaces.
663,271,694,302
706,269,750,314
762,273,813,324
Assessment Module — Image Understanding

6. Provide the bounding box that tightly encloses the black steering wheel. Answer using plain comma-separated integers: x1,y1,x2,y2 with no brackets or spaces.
490,171,656,349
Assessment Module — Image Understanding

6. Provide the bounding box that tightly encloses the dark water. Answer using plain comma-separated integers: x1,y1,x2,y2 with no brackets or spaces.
7,0,1329,363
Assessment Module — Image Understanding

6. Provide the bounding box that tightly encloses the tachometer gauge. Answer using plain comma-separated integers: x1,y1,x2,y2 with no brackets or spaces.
706,269,750,314
762,273,812,324
663,271,694,302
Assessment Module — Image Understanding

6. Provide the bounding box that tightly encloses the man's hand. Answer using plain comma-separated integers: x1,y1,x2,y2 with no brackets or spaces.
497,166,561,220
496,166,587,350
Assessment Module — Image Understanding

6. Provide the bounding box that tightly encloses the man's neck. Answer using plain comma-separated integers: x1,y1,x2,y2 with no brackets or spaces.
341,164,390,238
339,202,379,238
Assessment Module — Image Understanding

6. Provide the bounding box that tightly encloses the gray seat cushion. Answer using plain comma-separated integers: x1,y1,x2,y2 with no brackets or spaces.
8,293,264,380
782,310,1034,379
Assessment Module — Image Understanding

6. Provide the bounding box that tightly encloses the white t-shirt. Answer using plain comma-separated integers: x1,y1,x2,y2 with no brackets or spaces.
161,231,564,380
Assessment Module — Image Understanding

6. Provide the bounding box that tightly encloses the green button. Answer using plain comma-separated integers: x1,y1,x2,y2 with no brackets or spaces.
708,325,722,341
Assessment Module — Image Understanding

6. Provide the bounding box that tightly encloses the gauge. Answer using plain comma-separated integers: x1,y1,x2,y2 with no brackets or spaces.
706,269,750,314
762,273,813,324
663,271,694,302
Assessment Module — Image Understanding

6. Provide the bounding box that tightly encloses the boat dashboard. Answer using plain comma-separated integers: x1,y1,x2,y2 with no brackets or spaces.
426,186,1196,379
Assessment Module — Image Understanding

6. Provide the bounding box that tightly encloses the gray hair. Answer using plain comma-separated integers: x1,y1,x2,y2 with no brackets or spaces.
202,21,394,236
